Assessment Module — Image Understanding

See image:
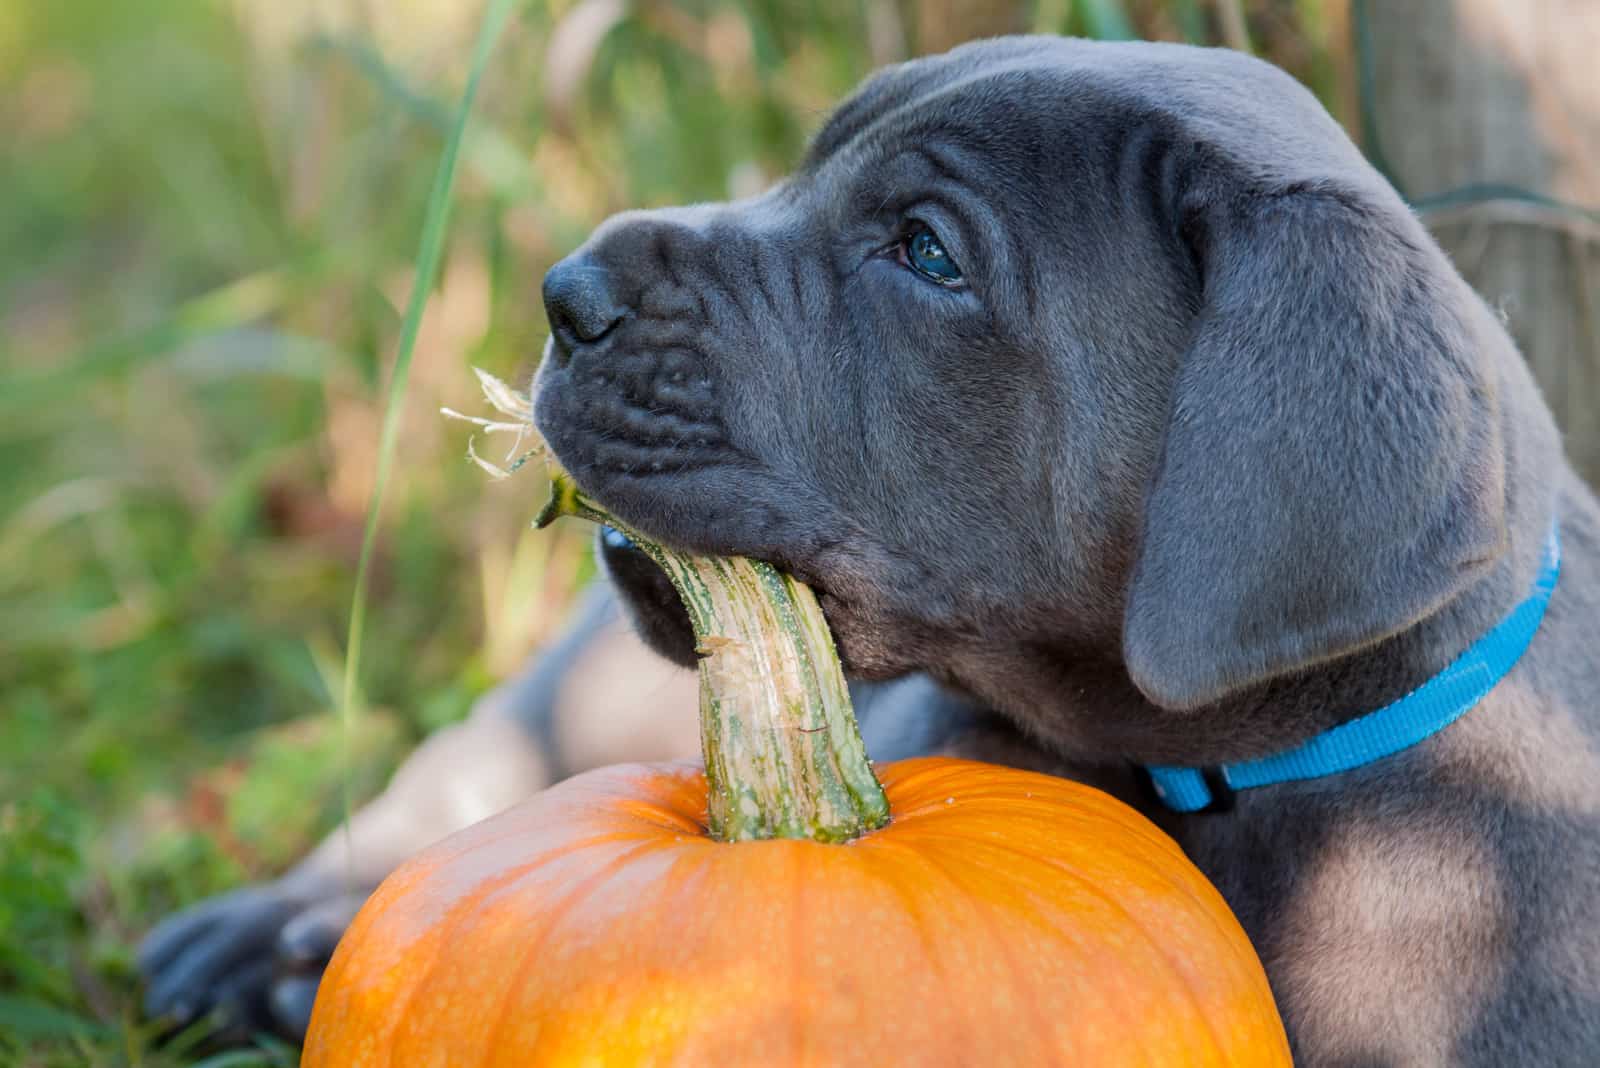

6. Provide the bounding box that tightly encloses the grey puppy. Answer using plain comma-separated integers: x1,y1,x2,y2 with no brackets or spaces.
142,37,1600,1066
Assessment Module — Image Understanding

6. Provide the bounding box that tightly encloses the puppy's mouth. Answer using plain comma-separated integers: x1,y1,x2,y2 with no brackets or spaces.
538,346,901,677
598,522,860,675
535,342,849,574
536,328,733,474
600,524,839,603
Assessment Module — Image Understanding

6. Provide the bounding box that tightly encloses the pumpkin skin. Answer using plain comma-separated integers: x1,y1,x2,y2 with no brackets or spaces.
303,757,1289,1067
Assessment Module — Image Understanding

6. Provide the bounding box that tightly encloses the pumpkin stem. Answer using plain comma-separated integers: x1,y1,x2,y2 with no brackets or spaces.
455,372,890,843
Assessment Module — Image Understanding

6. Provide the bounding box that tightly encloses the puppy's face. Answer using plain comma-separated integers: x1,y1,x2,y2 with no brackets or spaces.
535,36,1509,740
536,39,1194,680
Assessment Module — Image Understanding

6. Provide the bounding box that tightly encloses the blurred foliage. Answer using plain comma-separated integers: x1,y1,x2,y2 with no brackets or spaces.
0,0,1349,1061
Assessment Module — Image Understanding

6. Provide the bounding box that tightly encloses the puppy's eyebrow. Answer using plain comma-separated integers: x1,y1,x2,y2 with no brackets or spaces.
905,141,964,187
843,140,974,219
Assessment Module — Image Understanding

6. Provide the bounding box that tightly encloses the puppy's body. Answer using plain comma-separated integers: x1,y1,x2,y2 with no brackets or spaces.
142,37,1600,1065
539,38,1600,1065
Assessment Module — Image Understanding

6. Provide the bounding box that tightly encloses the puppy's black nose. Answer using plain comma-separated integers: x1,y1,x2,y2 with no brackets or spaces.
542,254,625,350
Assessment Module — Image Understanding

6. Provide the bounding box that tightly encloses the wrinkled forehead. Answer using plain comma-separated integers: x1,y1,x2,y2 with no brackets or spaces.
796,35,1357,198
804,41,1055,161
790,90,1059,233
801,51,1084,186
791,41,1168,221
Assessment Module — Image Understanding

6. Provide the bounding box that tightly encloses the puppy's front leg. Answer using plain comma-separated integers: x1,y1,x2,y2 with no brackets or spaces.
139,583,700,1041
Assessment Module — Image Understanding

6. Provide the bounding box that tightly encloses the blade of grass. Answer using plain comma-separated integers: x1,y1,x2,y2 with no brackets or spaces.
310,33,541,202
337,0,518,882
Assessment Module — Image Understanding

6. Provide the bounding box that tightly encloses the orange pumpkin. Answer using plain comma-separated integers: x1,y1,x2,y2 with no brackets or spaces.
323,388,1289,1064
303,756,1289,1066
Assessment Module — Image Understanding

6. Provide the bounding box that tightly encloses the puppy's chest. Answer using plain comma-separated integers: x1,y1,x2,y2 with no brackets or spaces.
1167,766,1600,1066
1166,798,1492,1064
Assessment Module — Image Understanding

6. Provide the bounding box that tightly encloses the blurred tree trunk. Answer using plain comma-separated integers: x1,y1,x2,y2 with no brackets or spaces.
1363,0,1600,484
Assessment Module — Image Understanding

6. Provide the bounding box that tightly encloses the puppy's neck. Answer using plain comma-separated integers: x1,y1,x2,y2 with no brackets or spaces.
972,352,1589,772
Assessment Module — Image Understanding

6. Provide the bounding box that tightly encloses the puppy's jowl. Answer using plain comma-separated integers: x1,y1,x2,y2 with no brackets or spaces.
144,37,1600,1066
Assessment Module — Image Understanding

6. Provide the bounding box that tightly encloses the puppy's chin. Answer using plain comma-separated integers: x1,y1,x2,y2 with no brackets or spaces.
596,527,699,668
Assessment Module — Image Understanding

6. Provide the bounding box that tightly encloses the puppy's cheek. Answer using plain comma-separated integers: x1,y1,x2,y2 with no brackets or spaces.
819,595,918,681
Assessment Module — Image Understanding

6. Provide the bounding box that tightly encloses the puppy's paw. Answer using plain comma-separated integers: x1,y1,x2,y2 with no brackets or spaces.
139,881,370,1044
268,891,369,1038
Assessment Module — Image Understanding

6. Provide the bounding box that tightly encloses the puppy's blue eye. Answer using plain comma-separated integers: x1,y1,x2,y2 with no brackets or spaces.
903,225,962,285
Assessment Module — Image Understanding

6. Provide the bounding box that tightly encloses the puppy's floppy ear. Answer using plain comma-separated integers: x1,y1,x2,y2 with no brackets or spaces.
1124,183,1507,710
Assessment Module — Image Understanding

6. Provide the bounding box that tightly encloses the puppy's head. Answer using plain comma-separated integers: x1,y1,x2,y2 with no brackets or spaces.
535,37,1509,731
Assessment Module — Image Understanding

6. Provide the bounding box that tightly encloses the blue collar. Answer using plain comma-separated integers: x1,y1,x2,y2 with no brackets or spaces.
1144,519,1562,813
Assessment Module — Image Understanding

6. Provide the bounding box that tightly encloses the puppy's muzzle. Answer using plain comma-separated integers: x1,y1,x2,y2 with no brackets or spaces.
537,242,727,480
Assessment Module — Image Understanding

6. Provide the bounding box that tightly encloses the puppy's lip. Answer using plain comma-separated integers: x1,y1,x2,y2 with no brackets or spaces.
601,524,839,602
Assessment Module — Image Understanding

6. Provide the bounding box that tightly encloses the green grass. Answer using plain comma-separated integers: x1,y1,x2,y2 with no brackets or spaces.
0,1,1345,1061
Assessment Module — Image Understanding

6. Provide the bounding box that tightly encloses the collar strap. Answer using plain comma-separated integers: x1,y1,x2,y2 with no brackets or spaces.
1144,519,1562,813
